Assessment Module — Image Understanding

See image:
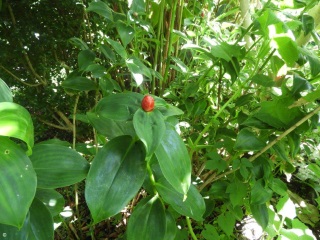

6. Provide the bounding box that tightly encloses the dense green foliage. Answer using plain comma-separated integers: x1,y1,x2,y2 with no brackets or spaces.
1,0,320,239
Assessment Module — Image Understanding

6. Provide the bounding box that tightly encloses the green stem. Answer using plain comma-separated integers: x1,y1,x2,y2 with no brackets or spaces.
162,0,178,90
146,158,158,195
186,216,198,240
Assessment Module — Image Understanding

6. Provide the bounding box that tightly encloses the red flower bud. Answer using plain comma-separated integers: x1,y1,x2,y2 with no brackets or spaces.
141,95,155,112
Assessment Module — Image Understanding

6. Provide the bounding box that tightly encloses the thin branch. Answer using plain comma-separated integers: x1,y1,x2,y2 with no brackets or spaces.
8,4,47,85
55,109,74,130
38,118,72,131
0,65,42,87
199,105,320,191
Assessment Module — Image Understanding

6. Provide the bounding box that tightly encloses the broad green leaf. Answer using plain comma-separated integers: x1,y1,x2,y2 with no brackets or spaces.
133,109,165,156
93,92,143,121
250,179,273,205
28,198,54,240
0,198,54,240
30,144,89,188
251,74,274,87
250,203,269,229
155,180,205,221
0,102,34,155
0,137,36,228
270,178,288,196
126,57,152,85
127,196,166,240
85,136,146,223
0,79,13,102
254,96,305,129
87,1,114,22
257,9,281,36
100,45,116,62
271,35,299,66
78,49,95,71
202,224,219,240
155,126,191,195
85,64,106,78
116,21,135,47
129,0,145,13
164,211,177,240
0,213,30,240
68,37,88,50
308,163,320,178
299,47,320,77
292,75,313,97
87,112,136,139
234,128,266,151
276,195,296,220
226,180,248,207
217,212,235,236
107,38,127,59
62,76,97,92
35,189,65,217
301,14,314,36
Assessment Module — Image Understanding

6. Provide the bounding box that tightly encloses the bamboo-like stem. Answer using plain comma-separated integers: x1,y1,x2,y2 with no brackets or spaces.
199,105,320,191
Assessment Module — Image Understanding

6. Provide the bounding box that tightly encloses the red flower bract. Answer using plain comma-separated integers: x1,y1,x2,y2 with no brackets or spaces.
141,95,155,112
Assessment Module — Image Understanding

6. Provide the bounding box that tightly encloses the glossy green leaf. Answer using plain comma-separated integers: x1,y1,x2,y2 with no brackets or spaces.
68,37,88,50
93,92,143,121
133,109,166,156
116,21,135,47
62,76,97,92
250,203,269,229
0,137,36,228
251,74,274,87
250,179,273,205
35,189,65,217
85,136,146,223
100,45,116,62
30,144,89,188
155,180,205,221
292,75,313,97
127,196,166,240
0,79,13,102
107,38,127,59
87,1,114,22
87,112,136,139
234,128,266,151
28,198,54,240
0,198,54,239
85,64,106,78
270,178,288,196
0,102,34,155
217,212,235,236
155,126,191,195
272,35,299,66
78,49,95,71
126,56,152,85
164,211,177,240
129,0,145,13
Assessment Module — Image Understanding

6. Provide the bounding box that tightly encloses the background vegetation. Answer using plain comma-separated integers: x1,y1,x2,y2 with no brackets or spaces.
0,0,320,239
